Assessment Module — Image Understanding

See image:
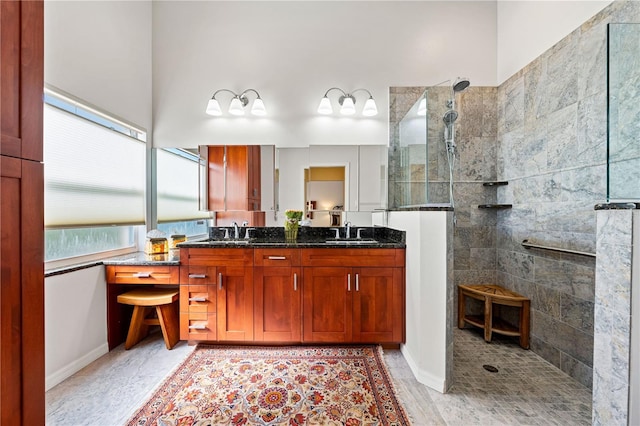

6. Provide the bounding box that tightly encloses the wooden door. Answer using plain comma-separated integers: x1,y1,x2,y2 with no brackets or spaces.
352,267,404,343
225,145,249,210
217,265,254,341
207,146,225,210
254,266,301,342
302,267,352,342
0,1,44,423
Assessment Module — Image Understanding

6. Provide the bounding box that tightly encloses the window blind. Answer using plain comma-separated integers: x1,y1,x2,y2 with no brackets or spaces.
157,149,209,222
44,104,146,227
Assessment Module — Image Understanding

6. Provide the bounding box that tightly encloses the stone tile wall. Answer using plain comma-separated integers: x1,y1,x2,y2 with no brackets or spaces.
496,0,640,388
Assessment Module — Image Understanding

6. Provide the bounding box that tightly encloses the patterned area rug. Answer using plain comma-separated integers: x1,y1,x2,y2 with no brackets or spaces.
127,345,410,425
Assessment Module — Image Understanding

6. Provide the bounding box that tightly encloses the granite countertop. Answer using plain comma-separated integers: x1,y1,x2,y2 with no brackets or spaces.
177,226,406,249
102,250,181,266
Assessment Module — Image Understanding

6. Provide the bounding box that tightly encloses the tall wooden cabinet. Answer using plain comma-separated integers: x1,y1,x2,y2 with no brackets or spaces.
0,1,45,424
206,145,261,212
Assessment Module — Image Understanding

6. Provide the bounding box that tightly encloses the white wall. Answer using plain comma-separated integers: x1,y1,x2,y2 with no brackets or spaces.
45,267,108,390
152,1,497,148
497,0,612,84
384,210,451,392
44,1,153,133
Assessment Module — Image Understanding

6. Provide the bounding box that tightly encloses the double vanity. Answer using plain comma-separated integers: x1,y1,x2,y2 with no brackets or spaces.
104,226,406,349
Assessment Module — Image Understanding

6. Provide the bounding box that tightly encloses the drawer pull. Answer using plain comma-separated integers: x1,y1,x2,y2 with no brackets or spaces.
294,273,298,291
268,256,287,260
356,273,359,292
348,273,351,292
188,324,207,330
188,297,207,302
218,272,223,290
188,274,207,279
133,272,151,278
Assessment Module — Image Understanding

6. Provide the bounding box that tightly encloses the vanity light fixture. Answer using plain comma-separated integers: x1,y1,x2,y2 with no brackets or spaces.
317,87,378,116
206,88,266,116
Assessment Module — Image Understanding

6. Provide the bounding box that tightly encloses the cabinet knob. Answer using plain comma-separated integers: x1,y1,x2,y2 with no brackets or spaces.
347,273,351,291
268,256,286,260
188,274,207,279
294,273,298,291
218,272,223,290
188,324,207,330
188,297,207,302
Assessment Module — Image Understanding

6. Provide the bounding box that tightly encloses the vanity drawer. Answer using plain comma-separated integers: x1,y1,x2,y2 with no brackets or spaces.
106,265,179,285
180,266,217,285
301,248,404,267
254,248,301,267
180,312,217,341
179,285,216,314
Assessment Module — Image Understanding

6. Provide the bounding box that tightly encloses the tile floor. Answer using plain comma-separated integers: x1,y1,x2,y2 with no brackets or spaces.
46,329,592,425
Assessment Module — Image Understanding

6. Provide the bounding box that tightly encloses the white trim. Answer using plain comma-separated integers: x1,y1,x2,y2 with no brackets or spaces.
45,343,109,391
400,344,446,393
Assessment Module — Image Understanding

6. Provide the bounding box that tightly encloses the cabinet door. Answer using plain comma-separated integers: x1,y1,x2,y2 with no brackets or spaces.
1,157,44,425
217,265,254,341
207,146,225,210
225,145,249,210
302,267,352,342
254,266,301,342
352,267,404,343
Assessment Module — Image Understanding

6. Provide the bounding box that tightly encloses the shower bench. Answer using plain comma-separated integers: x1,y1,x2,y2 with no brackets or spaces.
457,284,530,349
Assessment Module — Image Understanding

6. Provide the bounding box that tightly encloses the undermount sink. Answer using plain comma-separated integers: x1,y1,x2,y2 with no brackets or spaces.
324,239,379,245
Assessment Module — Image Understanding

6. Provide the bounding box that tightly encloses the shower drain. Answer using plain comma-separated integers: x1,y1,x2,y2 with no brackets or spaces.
482,364,499,373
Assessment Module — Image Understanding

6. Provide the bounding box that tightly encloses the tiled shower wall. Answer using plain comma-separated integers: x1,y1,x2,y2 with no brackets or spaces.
496,0,640,388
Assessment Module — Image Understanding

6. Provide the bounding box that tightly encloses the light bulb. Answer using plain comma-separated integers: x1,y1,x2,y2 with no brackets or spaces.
228,97,245,115
340,96,356,115
206,98,222,116
251,98,266,116
417,98,427,116
317,96,333,114
362,97,378,116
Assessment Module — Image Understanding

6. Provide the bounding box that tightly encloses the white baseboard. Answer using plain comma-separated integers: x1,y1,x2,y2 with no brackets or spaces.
46,343,109,391
400,345,446,393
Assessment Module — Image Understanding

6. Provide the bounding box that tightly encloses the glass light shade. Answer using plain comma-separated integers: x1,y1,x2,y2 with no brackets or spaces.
206,98,222,116
340,96,356,115
317,96,333,114
251,98,266,116
228,97,245,115
417,98,427,116
362,97,378,116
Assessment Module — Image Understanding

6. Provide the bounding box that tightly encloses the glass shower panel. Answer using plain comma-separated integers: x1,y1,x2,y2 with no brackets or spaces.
388,88,428,208
608,23,640,201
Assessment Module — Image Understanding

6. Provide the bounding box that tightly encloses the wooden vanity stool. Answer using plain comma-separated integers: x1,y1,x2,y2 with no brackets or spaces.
458,284,530,349
117,288,180,350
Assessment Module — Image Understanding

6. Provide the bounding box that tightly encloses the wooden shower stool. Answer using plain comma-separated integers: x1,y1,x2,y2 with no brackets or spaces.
457,284,530,349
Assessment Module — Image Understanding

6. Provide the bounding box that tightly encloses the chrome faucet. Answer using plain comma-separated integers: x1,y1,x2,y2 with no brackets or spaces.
231,221,239,239
344,221,352,239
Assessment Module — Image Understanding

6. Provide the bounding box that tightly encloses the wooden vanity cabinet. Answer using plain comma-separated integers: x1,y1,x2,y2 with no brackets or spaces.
301,248,405,344
253,249,302,342
179,248,254,342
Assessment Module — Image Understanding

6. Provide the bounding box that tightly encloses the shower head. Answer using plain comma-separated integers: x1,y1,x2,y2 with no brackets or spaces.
452,77,470,92
443,109,458,124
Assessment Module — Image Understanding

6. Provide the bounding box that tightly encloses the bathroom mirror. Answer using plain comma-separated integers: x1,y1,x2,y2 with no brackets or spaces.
276,145,387,227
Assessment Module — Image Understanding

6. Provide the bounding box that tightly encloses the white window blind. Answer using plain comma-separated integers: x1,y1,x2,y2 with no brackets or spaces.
157,149,209,222
44,104,146,227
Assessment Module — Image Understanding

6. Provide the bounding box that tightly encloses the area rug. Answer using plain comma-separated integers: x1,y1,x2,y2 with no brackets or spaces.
127,345,410,425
